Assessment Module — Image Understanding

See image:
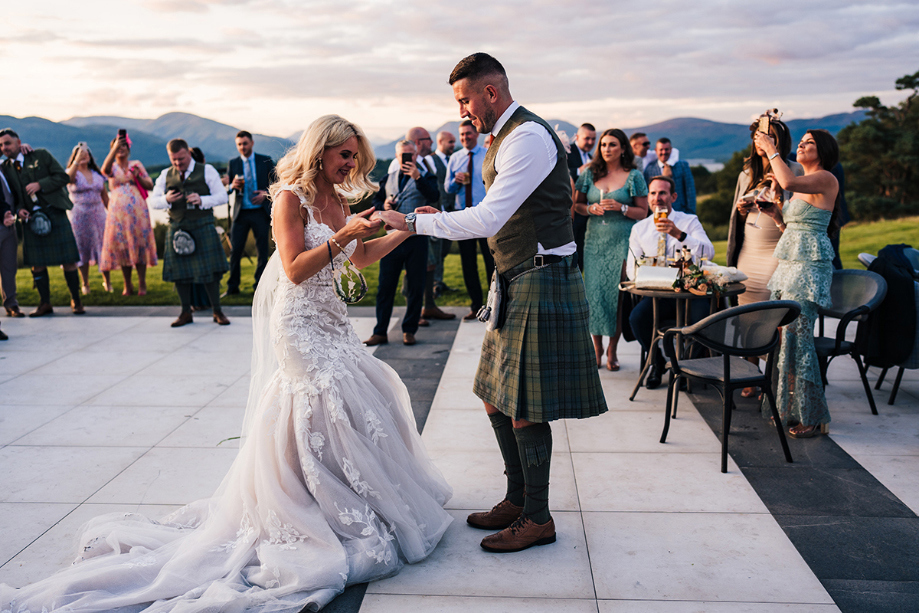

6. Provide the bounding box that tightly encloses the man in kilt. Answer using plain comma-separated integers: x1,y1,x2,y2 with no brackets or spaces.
0,129,85,316
379,53,607,553
149,139,230,327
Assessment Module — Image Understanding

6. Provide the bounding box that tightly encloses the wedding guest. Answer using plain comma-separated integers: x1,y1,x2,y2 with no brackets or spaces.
629,132,652,171
423,130,457,321
0,128,84,316
0,155,22,318
627,176,714,388
100,132,157,296
567,123,596,270
643,138,696,213
446,119,495,320
149,138,230,327
224,131,275,295
364,139,438,346
726,114,803,397
431,130,456,298
572,128,648,371
66,143,110,294
754,129,839,438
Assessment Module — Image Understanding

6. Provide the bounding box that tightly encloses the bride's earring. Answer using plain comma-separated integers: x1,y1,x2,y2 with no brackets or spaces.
317,158,323,169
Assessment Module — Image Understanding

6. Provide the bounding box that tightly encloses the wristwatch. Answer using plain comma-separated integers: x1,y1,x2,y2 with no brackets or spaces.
405,212,417,233
768,152,779,161
678,231,688,242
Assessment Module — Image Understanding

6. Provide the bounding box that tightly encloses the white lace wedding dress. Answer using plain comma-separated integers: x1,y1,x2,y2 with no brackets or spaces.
0,186,453,613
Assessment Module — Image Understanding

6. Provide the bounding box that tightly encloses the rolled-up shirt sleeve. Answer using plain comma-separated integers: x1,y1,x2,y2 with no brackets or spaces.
198,165,229,209
679,215,714,260
414,124,554,240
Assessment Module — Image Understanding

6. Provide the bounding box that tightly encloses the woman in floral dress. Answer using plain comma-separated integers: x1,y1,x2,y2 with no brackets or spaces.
65,143,111,293
100,132,157,296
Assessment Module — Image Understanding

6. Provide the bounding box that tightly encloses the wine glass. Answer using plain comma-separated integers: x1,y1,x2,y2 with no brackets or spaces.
597,188,609,225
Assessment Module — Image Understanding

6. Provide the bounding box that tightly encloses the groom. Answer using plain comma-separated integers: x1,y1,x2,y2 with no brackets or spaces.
379,53,607,553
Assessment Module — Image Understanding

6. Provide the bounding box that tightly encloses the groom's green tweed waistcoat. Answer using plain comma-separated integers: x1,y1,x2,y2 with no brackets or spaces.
166,164,213,223
482,106,574,274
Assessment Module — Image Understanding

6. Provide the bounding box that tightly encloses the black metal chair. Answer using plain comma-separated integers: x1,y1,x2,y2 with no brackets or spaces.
660,300,801,473
815,269,887,415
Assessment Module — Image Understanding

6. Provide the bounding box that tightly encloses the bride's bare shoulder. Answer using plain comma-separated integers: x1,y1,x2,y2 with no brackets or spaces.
274,190,310,225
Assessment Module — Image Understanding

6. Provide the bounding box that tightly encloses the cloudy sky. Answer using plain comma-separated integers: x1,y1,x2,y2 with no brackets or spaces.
5,0,918,141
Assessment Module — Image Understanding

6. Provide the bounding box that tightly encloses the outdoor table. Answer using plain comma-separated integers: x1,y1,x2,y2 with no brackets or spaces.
620,281,746,401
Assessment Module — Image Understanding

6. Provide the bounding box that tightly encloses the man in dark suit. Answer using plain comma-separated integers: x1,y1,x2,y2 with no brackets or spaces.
642,138,696,214
0,158,22,325
224,131,275,295
0,128,84,316
566,123,596,270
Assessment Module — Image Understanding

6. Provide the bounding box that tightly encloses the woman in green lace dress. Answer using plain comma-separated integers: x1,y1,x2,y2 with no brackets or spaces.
573,129,648,370
755,129,840,438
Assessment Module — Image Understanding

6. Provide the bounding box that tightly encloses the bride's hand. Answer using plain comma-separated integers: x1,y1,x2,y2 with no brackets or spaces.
342,208,383,241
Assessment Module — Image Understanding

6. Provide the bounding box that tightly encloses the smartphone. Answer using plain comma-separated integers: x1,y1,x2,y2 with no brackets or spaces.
757,116,770,134
401,152,412,166
118,129,127,139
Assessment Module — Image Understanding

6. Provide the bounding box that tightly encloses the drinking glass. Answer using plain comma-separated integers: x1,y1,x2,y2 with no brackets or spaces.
746,198,762,229
597,189,609,225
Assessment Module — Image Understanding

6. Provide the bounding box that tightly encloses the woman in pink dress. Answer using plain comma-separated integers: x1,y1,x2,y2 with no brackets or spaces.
65,143,112,294
100,132,157,295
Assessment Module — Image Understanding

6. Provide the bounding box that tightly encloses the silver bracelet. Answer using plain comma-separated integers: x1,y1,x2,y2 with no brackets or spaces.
621,204,629,216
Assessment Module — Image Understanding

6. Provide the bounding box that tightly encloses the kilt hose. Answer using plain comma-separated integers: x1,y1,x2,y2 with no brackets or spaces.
21,207,80,267
473,254,607,422
163,217,228,284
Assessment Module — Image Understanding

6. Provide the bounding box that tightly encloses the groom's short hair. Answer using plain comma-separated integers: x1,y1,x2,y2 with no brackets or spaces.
449,53,507,87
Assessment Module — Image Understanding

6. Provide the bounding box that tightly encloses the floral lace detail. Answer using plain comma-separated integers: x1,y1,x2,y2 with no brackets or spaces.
262,510,308,550
335,503,396,565
300,452,321,493
211,509,256,553
263,565,282,589
308,431,326,460
342,458,382,500
364,409,388,445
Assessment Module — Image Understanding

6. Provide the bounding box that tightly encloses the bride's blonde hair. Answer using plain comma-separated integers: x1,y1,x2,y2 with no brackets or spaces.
269,114,378,209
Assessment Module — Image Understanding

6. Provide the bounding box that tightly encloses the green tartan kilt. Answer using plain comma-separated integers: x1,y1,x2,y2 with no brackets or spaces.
21,207,80,267
473,255,608,422
162,217,228,284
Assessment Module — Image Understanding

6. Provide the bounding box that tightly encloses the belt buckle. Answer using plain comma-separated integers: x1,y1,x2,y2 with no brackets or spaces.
534,254,544,267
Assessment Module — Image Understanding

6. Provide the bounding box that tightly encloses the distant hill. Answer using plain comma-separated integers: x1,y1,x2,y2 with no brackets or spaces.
1,110,867,169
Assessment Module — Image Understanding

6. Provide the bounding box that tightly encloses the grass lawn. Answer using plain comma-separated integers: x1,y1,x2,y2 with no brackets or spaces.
710,215,919,268
12,251,489,310
13,216,918,308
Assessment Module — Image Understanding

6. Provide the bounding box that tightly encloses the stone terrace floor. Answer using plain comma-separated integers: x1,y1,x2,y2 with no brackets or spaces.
0,306,917,613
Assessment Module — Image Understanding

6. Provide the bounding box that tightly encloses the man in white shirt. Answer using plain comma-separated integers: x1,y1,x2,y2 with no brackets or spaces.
149,139,230,328
627,176,714,388
378,53,606,554
446,119,494,320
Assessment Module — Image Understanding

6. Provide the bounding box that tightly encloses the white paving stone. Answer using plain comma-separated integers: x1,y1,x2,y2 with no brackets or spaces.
363,595,598,613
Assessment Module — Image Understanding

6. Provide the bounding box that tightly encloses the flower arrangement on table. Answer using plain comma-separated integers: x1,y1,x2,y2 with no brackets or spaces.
671,249,748,296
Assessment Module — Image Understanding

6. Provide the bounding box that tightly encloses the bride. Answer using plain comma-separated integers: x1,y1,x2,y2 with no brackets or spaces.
1,116,453,612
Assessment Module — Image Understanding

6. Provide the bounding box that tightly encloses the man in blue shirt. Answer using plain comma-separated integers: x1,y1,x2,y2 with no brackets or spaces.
642,138,696,214
445,119,495,320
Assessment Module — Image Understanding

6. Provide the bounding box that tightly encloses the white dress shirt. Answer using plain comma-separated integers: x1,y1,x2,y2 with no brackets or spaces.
149,159,228,210
626,210,714,280
414,101,576,256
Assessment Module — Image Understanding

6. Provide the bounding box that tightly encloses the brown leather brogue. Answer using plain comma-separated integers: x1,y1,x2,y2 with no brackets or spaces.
402,332,416,346
29,303,54,318
171,311,193,328
480,515,556,553
466,499,523,530
422,307,456,320
364,334,388,346
213,311,230,325
5,307,24,318
70,299,85,315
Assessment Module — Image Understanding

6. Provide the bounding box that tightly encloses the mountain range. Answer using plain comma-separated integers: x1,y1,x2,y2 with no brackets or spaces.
0,110,867,169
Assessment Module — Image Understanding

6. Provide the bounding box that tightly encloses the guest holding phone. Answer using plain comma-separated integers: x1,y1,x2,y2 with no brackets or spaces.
571,128,648,371
755,129,839,439
726,113,803,397
65,143,111,294
100,131,157,296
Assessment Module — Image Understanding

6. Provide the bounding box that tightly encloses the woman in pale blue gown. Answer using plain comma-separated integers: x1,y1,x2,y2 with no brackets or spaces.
754,129,840,438
572,128,648,371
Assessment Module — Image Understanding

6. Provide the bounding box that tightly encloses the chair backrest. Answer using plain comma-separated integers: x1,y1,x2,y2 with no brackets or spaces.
858,253,876,269
681,300,801,357
821,269,888,320
905,248,919,274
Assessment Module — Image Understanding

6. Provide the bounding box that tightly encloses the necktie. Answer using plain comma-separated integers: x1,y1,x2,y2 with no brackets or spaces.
661,162,673,178
244,157,254,204
465,151,474,209
13,160,22,173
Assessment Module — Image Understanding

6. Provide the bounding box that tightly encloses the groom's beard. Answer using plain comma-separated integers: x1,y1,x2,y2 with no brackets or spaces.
478,108,498,135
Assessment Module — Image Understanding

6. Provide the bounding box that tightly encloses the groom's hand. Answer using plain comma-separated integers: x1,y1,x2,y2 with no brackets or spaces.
377,210,407,231
414,206,439,215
